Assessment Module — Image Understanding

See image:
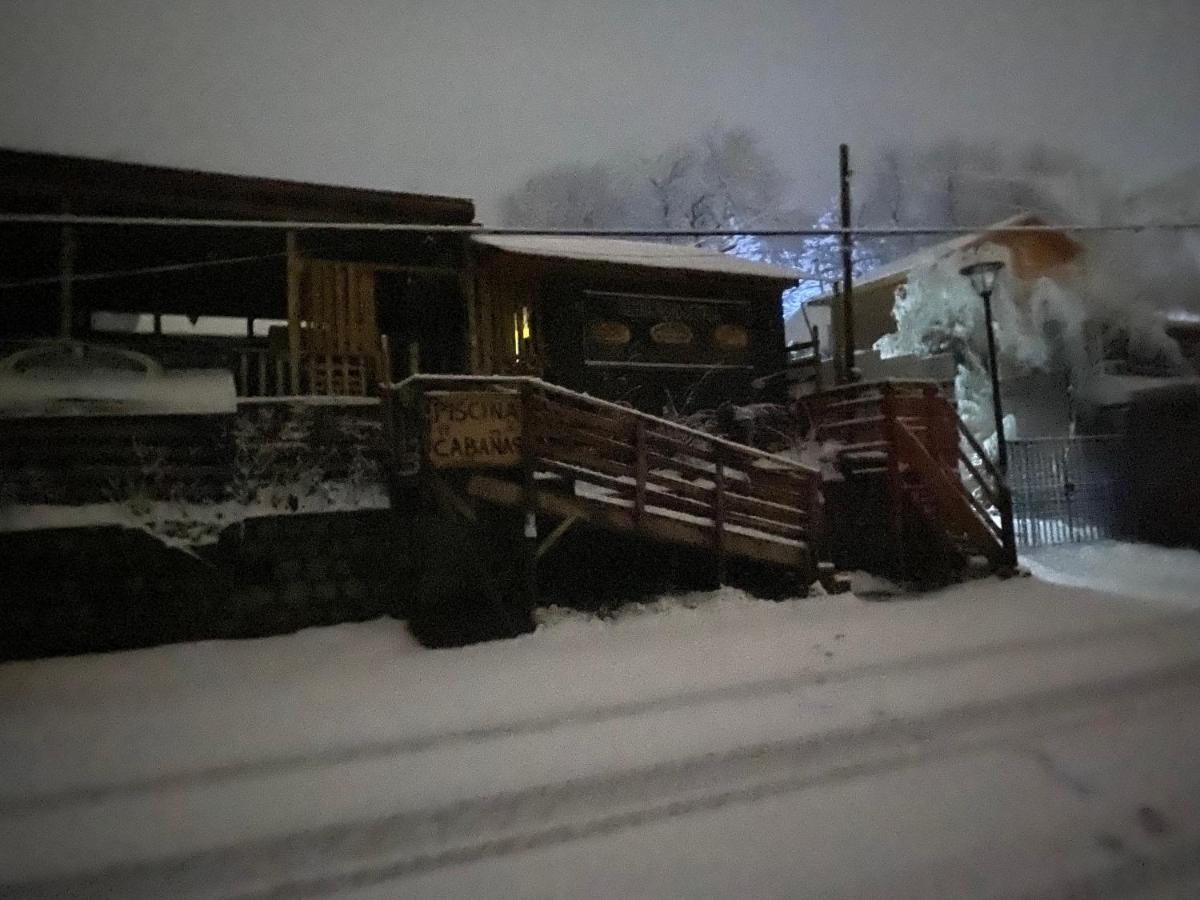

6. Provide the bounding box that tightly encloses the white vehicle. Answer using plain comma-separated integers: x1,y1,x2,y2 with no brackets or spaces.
0,341,237,418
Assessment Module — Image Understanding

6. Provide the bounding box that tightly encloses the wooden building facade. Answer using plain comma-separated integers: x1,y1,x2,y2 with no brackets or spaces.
465,235,799,412
1,150,801,411
0,148,475,398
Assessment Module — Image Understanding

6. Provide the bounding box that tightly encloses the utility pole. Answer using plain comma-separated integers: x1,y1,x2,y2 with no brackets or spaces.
58,203,76,338
839,144,857,383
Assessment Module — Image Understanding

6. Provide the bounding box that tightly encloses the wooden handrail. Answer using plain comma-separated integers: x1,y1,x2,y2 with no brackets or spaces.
806,377,1010,565
393,374,825,556
805,377,944,400
958,451,1000,508
893,420,1004,560
956,417,1002,485
393,374,820,480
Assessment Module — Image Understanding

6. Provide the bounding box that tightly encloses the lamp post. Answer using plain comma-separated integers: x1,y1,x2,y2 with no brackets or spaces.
960,260,1017,567
960,261,1007,474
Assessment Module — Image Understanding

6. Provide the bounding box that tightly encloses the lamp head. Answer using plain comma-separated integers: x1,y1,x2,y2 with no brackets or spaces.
960,260,1005,297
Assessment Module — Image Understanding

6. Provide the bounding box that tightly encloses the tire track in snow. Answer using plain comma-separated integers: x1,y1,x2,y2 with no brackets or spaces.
6,658,1200,900
3,611,1196,818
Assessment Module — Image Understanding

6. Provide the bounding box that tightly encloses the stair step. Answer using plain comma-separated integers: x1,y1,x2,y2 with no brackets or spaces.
837,440,889,451
819,395,886,412
840,451,888,465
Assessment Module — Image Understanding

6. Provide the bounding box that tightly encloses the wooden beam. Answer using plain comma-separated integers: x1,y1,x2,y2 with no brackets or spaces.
286,231,301,394
430,473,478,523
536,515,579,560
58,213,76,338
465,475,809,571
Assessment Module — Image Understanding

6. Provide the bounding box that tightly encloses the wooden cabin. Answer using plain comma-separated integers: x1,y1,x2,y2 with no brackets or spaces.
464,235,800,412
1,150,802,414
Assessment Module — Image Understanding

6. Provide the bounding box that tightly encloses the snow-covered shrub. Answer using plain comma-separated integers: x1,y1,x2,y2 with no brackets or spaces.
335,413,385,506
229,403,328,510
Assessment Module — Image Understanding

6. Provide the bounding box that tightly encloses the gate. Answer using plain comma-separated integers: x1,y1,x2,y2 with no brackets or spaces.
1009,435,1124,548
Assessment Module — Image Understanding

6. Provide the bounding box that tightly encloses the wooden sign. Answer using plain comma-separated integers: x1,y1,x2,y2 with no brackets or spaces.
426,391,522,468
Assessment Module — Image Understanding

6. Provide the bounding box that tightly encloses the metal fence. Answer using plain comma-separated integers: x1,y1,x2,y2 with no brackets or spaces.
1008,435,1125,548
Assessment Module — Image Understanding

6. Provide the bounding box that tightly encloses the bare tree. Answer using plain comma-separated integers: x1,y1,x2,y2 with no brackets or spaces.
499,124,790,250
857,141,1116,242
499,162,635,229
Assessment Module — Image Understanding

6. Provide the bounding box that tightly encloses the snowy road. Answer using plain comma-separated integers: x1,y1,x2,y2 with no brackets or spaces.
2,544,1200,897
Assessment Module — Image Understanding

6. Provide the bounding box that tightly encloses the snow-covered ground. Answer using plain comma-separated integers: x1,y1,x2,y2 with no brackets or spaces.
1025,539,1200,607
1,544,1199,897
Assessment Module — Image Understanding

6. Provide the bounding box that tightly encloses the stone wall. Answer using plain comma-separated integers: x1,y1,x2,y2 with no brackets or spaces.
0,510,418,661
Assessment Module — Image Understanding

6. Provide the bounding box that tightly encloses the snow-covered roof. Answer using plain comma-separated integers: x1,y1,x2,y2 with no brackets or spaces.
471,234,805,281
805,213,1064,307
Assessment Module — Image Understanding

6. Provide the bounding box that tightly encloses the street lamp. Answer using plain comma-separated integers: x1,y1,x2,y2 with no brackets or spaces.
961,261,1007,472
960,259,1016,567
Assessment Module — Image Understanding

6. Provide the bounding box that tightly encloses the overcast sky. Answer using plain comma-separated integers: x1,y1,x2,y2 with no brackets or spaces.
2,0,1198,222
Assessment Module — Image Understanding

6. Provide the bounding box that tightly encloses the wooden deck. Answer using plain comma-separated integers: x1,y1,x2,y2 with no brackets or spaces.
389,375,825,580
800,379,1015,570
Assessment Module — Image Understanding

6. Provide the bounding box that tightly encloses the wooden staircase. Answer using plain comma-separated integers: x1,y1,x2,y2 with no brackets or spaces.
390,376,826,582
803,380,1015,575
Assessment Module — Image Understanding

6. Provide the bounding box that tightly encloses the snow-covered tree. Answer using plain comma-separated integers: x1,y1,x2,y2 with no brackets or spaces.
501,125,828,317
857,140,1120,260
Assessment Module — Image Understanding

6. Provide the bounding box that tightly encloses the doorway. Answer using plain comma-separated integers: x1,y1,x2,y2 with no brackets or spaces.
375,271,467,378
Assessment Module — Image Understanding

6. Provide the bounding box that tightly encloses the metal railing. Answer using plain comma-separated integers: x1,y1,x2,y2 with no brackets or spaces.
1009,435,1124,548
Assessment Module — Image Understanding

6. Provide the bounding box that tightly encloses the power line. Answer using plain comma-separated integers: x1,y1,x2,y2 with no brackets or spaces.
0,248,309,292
2,212,1200,236
1,214,1196,293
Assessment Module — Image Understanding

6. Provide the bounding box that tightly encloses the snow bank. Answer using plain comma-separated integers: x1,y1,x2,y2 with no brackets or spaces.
1024,540,1200,607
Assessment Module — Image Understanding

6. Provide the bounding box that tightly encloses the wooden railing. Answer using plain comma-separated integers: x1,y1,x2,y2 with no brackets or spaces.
805,379,1014,566
525,382,824,544
231,346,289,398
785,326,823,391
393,375,825,569
804,379,958,467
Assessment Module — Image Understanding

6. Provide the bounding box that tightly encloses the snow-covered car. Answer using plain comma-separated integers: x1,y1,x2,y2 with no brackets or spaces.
1072,358,1200,432
0,341,237,418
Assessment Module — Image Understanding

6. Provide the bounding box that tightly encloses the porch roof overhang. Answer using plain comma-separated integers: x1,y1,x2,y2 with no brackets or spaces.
0,148,475,224
0,149,476,327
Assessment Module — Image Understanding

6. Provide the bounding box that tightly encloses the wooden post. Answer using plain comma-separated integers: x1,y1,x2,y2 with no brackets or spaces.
714,450,727,586
257,352,268,399
811,324,823,392
58,214,76,338
922,383,940,465
634,419,647,522
238,352,249,398
381,383,402,512
285,231,302,395
808,472,824,561
882,385,906,575
519,383,539,609
839,144,857,384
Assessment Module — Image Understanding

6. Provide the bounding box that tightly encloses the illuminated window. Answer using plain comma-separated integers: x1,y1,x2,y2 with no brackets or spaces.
712,323,749,350
513,306,533,356
650,321,694,346
588,320,631,346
